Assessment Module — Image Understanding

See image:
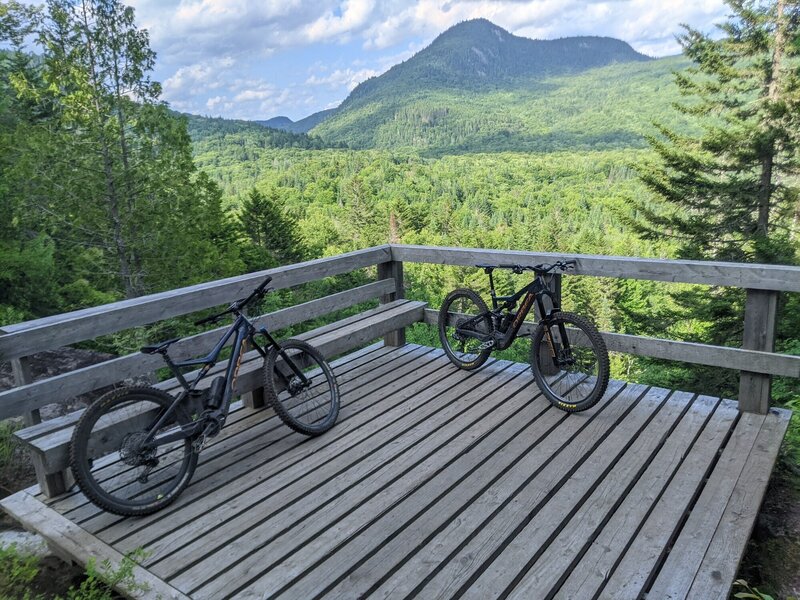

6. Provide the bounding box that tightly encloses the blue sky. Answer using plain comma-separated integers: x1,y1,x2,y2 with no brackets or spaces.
125,0,730,122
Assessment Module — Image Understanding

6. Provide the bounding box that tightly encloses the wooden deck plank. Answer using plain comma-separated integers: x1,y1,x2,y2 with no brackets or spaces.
505,389,693,598
686,408,791,600
278,381,634,600
0,491,189,600
78,345,446,534
597,399,741,599
139,359,517,572
645,411,765,600
175,359,530,596
319,380,625,600
446,384,667,600
551,393,719,600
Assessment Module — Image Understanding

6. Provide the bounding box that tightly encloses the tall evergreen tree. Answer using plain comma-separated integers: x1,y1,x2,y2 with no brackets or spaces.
633,0,800,393
636,0,800,264
7,0,243,305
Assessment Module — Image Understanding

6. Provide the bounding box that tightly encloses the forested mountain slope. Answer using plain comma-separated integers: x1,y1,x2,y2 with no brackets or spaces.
311,19,689,153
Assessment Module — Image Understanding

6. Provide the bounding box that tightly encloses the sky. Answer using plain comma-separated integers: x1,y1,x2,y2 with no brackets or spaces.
125,0,731,122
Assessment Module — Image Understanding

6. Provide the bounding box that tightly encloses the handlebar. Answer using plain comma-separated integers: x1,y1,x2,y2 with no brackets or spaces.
479,260,577,274
193,275,273,326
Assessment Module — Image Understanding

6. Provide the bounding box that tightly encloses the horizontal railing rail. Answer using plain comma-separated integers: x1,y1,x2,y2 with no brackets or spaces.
0,245,392,362
391,245,800,292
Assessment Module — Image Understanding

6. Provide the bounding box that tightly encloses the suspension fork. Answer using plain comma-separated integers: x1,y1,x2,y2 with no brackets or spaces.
258,328,310,386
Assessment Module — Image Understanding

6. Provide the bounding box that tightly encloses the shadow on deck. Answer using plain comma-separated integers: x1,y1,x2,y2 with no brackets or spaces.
2,342,791,600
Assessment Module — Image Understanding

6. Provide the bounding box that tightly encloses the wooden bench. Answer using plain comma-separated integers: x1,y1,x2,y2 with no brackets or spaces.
13,298,425,498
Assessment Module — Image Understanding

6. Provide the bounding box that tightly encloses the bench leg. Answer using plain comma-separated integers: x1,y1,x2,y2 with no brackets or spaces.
242,387,266,409
31,455,71,498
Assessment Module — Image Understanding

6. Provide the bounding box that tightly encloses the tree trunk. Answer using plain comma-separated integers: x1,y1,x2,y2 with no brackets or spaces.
756,0,787,239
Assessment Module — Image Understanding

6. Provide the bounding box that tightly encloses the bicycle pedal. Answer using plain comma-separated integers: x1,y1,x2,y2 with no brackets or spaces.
477,340,495,351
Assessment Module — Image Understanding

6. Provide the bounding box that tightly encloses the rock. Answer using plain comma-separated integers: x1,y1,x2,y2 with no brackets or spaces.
0,530,51,559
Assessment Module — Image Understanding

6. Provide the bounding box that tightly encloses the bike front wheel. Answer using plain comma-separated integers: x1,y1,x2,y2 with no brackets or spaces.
70,386,198,516
438,288,493,370
264,339,340,436
530,312,610,412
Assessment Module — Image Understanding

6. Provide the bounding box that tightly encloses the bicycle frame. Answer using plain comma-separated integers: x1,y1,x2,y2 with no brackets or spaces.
457,270,561,352
142,314,309,448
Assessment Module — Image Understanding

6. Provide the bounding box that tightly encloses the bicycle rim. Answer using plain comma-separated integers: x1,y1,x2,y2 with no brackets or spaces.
71,389,196,514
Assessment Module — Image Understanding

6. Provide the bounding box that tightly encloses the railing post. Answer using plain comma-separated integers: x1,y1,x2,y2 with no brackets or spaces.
377,259,405,346
11,356,70,496
738,289,779,414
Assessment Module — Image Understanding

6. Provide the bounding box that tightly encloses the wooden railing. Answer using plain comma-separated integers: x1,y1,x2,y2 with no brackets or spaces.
1,243,798,428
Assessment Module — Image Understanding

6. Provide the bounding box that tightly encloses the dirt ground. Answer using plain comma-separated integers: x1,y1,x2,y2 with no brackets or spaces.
738,460,800,600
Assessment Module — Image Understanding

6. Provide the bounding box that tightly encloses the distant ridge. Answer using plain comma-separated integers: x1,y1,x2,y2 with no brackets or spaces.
256,108,336,134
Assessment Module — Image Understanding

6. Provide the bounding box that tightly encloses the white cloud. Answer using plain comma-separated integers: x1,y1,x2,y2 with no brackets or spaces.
306,67,380,90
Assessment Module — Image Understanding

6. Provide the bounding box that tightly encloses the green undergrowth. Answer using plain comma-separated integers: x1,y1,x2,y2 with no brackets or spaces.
0,546,151,600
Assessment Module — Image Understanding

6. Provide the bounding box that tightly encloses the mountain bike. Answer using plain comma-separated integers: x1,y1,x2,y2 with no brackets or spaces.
70,276,340,516
438,260,609,412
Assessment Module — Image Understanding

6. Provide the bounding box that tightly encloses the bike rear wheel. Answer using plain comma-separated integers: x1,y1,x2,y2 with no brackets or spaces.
264,339,340,436
530,312,609,412
438,288,493,370
70,386,198,516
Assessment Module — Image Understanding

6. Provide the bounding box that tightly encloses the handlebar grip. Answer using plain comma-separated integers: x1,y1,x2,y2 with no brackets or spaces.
255,276,272,294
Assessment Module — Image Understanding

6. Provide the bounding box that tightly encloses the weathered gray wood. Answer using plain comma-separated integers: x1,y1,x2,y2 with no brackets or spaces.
0,491,189,600
1,346,789,600
686,408,791,600
427,308,800,377
598,398,740,599
507,389,689,598
641,410,766,600
156,361,524,589
391,244,800,292
189,361,534,598
0,279,396,421
451,384,662,600
329,382,618,600
739,289,779,413
78,345,446,534
50,343,398,515
553,393,718,600
10,357,68,497
0,245,392,361
377,259,405,346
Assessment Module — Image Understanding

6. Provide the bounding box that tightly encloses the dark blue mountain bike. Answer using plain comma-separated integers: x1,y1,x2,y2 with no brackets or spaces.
70,277,339,516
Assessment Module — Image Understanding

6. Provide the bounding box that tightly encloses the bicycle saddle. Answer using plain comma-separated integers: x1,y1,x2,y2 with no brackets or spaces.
140,338,180,355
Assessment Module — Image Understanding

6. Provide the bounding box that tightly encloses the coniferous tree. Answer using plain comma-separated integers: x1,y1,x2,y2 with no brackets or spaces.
633,0,800,394
636,0,800,264
237,187,305,270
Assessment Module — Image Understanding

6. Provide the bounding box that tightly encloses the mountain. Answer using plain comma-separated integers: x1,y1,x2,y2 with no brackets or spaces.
257,109,336,134
311,19,687,153
344,19,650,104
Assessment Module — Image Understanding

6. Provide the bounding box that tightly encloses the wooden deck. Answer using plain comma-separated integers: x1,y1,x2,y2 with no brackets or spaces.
2,342,791,600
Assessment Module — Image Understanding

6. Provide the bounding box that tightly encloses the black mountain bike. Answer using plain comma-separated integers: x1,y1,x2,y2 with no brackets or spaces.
438,260,609,412
70,276,340,516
